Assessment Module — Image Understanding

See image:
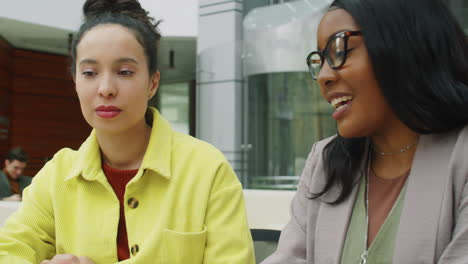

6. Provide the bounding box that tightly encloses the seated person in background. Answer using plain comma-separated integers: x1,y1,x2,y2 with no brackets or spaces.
0,147,31,201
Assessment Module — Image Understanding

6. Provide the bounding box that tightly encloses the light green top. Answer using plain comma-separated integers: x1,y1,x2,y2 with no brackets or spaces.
340,176,408,264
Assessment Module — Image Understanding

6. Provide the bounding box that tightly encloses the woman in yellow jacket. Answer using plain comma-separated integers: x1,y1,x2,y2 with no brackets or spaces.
0,0,255,263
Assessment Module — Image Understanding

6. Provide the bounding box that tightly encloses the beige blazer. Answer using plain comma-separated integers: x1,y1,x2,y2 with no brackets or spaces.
262,125,468,264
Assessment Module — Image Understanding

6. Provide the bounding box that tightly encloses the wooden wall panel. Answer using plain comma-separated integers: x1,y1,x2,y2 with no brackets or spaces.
10,94,89,175
0,68,10,86
13,76,76,97
0,38,12,68
13,56,72,81
8,49,90,176
0,38,12,160
13,49,70,64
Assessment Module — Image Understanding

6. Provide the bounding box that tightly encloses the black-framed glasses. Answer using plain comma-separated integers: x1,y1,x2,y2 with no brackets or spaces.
306,30,362,80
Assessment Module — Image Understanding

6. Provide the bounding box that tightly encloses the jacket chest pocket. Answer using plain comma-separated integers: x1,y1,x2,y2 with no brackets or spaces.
162,226,207,264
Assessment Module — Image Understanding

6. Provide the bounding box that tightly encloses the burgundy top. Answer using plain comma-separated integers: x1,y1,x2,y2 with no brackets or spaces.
102,162,138,261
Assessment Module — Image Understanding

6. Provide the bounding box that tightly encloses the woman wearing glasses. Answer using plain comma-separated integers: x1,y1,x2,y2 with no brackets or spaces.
0,0,255,263
262,0,468,263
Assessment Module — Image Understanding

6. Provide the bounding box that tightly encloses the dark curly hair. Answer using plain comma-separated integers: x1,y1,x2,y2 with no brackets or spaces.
70,0,161,75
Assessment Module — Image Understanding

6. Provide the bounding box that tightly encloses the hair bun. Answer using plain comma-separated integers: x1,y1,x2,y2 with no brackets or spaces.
83,0,150,23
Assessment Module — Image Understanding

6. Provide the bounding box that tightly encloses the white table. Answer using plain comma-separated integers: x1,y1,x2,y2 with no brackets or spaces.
243,189,295,231
0,191,296,231
0,201,21,226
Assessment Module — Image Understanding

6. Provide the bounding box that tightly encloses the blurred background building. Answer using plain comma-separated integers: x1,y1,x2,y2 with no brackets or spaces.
197,0,468,190
0,0,467,189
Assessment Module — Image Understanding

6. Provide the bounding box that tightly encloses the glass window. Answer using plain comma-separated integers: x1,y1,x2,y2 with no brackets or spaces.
244,0,297,17
244,0,271,16
155,82,191,135
244,72,336,190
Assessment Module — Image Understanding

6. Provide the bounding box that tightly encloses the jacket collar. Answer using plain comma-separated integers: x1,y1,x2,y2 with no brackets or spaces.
66,107,172,181
393,130,457,263
312,138,369,263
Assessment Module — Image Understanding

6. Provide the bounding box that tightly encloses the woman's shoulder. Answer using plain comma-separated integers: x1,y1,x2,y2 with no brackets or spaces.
301,135,337,180
27,147,81,186
456,123,468,140
424,123,468,153
171,131,228,165
43,148,81,178
447,124,468,163
299,136,336,193
308,135,337,158
48,147,80,165
169,132,241,192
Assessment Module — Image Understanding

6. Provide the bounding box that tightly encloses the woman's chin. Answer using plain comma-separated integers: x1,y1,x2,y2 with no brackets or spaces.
337,124,368,139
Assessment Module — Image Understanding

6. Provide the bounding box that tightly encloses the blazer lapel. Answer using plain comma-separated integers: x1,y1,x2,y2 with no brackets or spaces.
312,144,369,264
394,132,457,264
314,186,359,264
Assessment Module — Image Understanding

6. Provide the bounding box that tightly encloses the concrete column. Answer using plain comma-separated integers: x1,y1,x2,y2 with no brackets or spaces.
197,0,244,176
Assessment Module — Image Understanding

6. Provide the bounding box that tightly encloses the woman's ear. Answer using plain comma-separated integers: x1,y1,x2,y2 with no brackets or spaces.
148,71,160,99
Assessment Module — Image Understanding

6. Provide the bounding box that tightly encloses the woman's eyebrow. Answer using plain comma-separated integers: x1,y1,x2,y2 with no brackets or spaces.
79,58,98,66
116,58,138,64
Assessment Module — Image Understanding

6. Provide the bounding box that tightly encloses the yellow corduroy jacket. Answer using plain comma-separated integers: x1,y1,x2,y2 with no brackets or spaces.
0,108,255,264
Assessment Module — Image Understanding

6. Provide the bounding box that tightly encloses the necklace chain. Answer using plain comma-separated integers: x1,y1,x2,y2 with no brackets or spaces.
371,141,418,156
360,152,371,264
361,147,411,263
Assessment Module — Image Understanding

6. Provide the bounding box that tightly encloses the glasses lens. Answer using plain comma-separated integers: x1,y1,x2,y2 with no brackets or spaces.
328,36,346,68
308,53,322,80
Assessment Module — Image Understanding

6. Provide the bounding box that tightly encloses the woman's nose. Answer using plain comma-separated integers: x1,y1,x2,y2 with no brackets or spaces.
317,61,338,89
97,74,117,98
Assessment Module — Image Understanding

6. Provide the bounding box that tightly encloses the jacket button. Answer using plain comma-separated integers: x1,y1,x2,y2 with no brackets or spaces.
127,198,139,209
131,244,139,256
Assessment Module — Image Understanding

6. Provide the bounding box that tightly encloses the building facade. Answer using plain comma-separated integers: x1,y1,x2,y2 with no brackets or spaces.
197,0,468,190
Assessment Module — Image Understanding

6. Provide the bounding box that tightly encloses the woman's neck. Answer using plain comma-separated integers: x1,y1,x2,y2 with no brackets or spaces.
370,119,420,179
96,120,152,170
